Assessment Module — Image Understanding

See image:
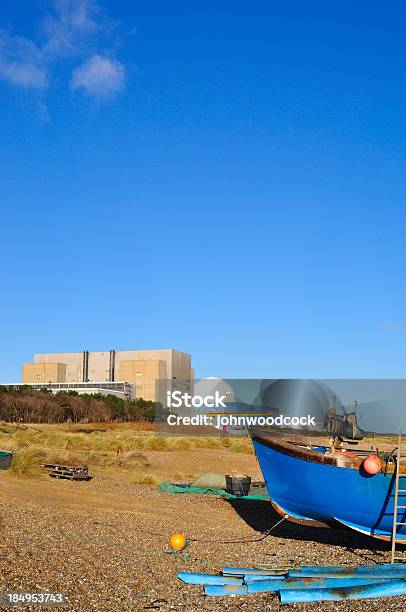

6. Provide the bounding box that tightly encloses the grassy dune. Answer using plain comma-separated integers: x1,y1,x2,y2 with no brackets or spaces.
0,422,253,453
0,422,253,479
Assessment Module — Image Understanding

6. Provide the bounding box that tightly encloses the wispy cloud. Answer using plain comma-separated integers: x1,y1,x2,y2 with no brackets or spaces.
380,322,406,330
42,0,100,56
0,30,47,89
0,0,126,108
71,54,125,98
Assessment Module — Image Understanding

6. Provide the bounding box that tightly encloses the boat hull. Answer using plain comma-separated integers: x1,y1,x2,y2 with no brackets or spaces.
252,434,406,540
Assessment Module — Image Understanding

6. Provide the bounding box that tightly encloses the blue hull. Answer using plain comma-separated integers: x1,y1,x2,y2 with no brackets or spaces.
205,578,402,597
178,572,243,585
179,564,406,601
252,435,406,540
280,581,406,603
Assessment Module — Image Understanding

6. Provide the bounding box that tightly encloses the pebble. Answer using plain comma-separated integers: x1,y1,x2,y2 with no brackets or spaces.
1,477,406,611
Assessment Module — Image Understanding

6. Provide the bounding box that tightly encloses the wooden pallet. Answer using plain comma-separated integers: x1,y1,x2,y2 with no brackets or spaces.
41,463,91,481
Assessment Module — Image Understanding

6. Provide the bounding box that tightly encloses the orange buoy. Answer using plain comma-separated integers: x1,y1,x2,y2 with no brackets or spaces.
362,454,382,475
169,532,187,550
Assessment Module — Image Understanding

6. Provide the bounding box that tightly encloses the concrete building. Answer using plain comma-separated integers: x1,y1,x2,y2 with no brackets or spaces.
23,362,67,384
22,349,193,402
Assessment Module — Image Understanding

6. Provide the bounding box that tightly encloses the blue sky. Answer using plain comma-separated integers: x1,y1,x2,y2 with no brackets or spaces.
1,1,406,382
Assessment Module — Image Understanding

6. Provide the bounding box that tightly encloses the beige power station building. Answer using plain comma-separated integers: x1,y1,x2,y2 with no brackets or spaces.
22,349,193,402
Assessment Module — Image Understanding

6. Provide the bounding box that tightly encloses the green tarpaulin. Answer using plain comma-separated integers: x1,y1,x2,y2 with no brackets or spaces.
191,472,226,489
157,481,268,500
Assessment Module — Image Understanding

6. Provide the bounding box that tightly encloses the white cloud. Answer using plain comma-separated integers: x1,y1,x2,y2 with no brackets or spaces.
0,30,47,89
42,0,100,56
0,1,127,105
0,62,47,89
71,54,125,98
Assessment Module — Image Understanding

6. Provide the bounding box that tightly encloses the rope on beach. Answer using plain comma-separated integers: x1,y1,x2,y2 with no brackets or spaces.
146,515,289,545
188,514,289,544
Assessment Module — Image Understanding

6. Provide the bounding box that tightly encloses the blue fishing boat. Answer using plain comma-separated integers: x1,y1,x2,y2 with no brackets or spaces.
251,433,406,541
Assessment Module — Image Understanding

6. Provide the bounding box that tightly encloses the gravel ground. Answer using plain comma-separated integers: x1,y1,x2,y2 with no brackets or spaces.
1,473,406,611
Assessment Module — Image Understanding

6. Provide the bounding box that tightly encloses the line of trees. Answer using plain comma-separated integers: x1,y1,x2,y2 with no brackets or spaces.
0,386,165,424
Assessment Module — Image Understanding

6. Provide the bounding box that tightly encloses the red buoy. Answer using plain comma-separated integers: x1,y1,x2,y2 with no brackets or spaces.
362,454,381,475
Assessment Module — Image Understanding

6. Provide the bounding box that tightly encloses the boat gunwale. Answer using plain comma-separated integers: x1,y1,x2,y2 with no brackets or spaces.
251,432,359,468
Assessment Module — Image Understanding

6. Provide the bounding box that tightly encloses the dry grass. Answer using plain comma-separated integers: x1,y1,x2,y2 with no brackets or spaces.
0,423,254,481
129,471,159,486
9,447,46,478
0,423,253,455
